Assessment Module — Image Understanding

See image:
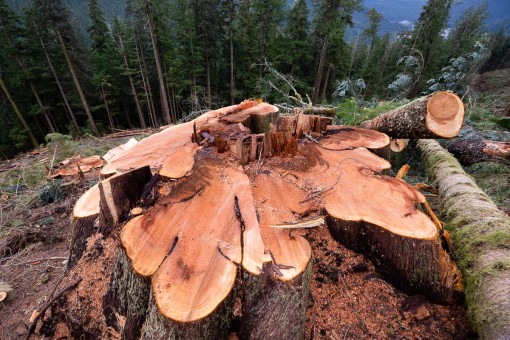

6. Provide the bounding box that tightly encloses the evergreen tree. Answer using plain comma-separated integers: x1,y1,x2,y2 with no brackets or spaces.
33,0,99,134
446,3,488,60
285,0,312,85
407,0,453,96
363,8,383,62
311,0,362,104
88,0,118,130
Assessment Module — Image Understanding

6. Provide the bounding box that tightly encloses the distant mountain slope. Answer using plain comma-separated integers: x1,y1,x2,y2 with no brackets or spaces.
6,0,510,39
351,0,510,36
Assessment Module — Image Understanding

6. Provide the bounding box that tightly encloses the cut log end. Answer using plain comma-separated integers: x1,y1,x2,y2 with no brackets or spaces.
426,91,465,138
72,183,100,219
361,91,465,139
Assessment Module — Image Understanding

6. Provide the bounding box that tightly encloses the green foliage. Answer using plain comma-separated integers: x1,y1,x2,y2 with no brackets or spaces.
335,98,408,125
0,0,508,157
44,133,79,163
38,182,64,203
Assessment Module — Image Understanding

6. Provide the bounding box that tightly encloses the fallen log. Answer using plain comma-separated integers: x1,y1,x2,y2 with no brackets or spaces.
361,91,465,138
418,139,510,340
447,139,510,165
47,102,464,339
301,106,336,117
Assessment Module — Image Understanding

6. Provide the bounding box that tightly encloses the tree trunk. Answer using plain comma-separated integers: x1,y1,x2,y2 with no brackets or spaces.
57,30,98,135
447,139,510,165
418,139,510,340
119,33,146,129
230,26,235,105
0,77,39,148
135,36,156,128
361,91,465,139
39,36,79,130
27,80,56,133
100,84,115,131
320,63,332,103
43,103,467,339
312,38,328,105
146,0,171,125
206,56,212,109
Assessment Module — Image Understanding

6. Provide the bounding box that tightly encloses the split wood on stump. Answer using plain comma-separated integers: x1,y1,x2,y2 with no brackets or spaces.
52,101,464,339
447,139,510,165
418,139,510,340
361,91,465,139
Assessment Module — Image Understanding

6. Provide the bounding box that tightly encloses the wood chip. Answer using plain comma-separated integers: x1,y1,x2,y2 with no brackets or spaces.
130,207,143,216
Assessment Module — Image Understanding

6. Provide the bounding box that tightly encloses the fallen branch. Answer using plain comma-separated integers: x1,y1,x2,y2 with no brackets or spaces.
26,278,82,339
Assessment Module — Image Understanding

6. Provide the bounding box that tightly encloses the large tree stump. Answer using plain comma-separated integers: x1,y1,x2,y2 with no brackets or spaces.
361,91,465,139
447,139,510,165
418,139,510,340
44,101,465,339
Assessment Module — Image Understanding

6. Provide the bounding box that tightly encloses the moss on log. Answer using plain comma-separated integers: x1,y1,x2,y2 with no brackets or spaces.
418,139,510,340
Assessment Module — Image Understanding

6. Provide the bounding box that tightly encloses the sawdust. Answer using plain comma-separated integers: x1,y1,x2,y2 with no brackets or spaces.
305,226,475,339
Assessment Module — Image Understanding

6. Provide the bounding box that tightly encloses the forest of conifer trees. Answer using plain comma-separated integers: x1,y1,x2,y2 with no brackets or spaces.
0,0,508,158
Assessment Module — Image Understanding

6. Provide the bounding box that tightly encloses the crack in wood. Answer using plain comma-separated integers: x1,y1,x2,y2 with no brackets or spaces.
234,196,245,266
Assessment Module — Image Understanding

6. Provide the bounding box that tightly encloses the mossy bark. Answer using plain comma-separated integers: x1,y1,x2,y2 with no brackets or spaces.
326,218,462,304
241,261,312,340
418,139,510,340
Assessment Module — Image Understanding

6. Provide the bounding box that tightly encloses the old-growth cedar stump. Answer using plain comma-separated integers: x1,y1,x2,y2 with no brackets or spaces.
53,101,464,339
418,139,510,340
447,139,510,165
361,91,465,139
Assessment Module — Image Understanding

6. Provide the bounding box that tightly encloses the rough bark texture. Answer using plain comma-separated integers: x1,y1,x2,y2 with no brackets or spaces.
447,139,510,165
141,288,235,339
103,248,151,340
241,261,312,340
68,214,97,269
361,92,464,139
418,139,510,340
303,106,336,117
327,219,462,304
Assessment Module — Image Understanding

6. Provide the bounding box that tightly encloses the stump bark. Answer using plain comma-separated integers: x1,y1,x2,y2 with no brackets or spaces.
361,91,465,138
418,139,510,340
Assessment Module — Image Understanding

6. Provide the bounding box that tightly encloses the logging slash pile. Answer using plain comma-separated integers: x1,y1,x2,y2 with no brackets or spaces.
22,91,510,339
